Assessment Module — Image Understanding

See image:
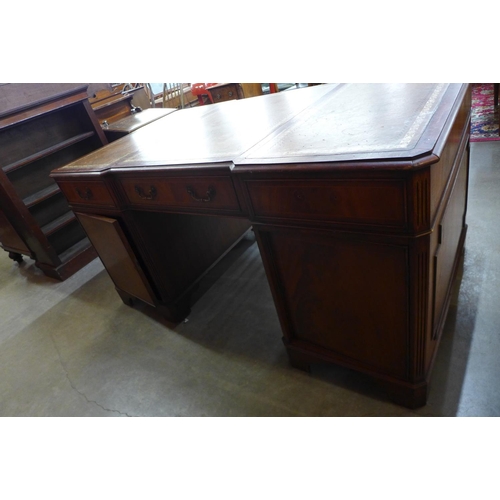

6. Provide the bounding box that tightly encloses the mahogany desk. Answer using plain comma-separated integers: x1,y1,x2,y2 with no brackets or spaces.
51,83,471,408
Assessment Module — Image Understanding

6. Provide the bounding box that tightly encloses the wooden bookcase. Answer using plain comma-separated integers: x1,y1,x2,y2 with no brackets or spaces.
0,84,108,280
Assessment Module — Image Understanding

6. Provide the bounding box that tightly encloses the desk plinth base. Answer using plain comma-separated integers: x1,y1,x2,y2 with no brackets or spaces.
284,340,428,409
116,288,193,324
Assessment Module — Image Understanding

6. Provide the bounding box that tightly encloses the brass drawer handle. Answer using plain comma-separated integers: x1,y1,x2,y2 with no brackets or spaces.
76,187,93,200
135,185,157,200
186,185,215,202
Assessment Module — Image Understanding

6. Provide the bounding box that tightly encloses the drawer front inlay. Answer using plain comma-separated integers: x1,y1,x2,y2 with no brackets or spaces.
58,180,116,207
119,176,241,212
245,179,407,227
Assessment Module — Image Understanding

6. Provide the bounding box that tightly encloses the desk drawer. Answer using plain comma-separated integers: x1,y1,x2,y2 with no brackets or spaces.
245,179,407,228
209,84,241,103
57,180,116,208
119,175,241,212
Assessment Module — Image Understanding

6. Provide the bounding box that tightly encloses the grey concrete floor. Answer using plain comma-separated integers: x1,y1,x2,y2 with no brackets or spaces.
1,141,499,417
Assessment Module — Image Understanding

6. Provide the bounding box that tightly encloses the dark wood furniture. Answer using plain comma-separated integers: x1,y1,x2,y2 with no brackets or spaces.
90,89,135,125
89,86,180,142
0,84,107,279
206,83,244,103
51,84,471,407
102,108,178,142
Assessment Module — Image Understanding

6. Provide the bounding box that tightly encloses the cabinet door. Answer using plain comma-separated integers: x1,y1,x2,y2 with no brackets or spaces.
76,212,156,306
255,226,410,379
432,150,468,338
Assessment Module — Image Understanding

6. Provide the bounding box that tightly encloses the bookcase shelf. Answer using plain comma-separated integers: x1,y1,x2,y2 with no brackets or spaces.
2,131,95,174
23,184,61,208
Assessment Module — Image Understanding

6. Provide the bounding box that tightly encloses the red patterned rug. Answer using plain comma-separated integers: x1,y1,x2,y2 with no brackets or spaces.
470,83,500,142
